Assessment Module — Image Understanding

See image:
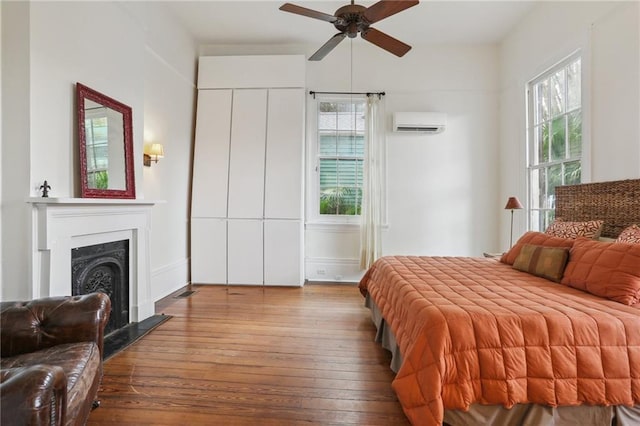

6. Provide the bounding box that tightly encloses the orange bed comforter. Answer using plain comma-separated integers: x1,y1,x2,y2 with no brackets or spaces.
359,256,640,426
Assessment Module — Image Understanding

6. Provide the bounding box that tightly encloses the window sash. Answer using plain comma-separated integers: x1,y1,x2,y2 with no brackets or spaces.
316,98,366,218
527,53,582,232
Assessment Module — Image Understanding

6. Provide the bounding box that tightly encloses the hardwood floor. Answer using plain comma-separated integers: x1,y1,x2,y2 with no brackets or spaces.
88,284,410,425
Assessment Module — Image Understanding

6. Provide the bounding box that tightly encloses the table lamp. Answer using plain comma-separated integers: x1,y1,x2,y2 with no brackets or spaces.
505,196,524,248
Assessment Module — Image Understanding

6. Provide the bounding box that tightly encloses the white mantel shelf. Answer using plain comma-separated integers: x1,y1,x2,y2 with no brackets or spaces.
27,197,163,323
27,197,163,205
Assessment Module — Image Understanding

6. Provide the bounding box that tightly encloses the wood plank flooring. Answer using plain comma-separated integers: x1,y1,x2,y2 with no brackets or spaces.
88,284,410,425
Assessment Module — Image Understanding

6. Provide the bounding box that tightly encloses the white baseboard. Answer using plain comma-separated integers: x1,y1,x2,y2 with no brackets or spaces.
151,258,190,302
305,257,365,282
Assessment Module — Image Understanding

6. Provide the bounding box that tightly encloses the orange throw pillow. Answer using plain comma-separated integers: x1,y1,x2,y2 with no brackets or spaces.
512,244,570,282
561,238,640,305
501,231,575,265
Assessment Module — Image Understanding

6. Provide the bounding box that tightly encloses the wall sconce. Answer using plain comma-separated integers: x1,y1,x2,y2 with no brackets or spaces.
504,196,524,248
143,143,164,167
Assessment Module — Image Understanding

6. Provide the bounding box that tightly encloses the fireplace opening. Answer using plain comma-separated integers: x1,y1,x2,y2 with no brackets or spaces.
71,240,129,335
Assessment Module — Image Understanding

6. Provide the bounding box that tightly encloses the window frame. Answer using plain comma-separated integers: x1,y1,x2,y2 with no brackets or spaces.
526,51,584,232
306,95,367,226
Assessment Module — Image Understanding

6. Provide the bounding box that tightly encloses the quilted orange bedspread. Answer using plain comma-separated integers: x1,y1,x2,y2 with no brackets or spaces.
359,256,640,426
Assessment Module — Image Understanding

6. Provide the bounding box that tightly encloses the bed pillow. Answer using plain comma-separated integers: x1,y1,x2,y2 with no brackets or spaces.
545,219,604,239
500,231,575,265
512,244,570,282
561,238,640,305
616,224,640,244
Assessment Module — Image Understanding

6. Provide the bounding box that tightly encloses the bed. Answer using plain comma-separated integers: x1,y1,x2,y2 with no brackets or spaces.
359,179,640,426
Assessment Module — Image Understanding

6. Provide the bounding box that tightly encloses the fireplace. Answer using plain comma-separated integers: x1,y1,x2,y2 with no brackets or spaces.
72,240,129,335
27,198,157,323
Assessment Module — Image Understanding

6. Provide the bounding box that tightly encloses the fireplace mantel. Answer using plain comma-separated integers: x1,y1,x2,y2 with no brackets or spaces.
27,197,159,206
27,197,162,322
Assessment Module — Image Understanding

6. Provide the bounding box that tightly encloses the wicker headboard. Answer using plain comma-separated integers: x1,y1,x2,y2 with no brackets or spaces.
555,178,640,239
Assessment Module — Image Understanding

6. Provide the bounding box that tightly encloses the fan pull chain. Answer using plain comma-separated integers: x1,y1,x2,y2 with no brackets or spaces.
350,38,353,95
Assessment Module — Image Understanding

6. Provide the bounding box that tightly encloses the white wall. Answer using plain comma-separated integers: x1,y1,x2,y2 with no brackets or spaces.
380,46,500,258
499,1,640,248
28,2,144,198
0,2,196,301
1,1,31,300
590,2,640,181
0,1,3,297
123,3,197,301
202,40,501,281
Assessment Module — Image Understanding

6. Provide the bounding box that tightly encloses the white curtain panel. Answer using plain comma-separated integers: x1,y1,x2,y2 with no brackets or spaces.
360,95,385,269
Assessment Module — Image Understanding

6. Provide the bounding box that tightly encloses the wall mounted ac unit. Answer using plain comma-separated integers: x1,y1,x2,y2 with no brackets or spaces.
392,112,447,134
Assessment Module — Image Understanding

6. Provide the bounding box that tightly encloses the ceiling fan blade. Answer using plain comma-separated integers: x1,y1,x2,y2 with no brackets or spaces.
361,28,412,57
309,33,347,61
363,0,419,24
279,3,337,23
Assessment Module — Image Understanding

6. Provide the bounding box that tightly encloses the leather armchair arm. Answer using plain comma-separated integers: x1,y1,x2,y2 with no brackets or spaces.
0,365,67,426
0,293,111,358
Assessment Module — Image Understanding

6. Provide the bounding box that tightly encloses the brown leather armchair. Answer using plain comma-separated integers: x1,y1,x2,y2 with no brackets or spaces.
1,293,111,426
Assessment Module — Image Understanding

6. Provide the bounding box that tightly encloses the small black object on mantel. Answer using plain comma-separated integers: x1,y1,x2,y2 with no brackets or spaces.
39,180,51,197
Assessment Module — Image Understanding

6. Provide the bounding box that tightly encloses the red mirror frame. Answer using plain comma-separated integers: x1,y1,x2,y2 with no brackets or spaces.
77,82,136,199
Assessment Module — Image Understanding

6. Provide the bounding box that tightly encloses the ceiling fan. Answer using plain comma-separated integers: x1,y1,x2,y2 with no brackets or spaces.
279,0,419,61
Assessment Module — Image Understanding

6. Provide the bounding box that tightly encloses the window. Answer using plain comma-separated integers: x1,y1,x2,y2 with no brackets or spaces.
527,54,582,231
316,99,366,217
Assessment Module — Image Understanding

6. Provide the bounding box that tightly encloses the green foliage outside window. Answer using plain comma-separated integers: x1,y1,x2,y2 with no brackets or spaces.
320,186,363,215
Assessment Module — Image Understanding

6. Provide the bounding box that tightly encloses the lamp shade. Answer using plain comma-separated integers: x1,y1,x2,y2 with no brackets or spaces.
504,196,523,210
147,143,164,158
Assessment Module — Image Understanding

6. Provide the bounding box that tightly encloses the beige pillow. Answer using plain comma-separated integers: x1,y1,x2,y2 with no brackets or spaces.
545,219,604,239
616,224,640,244
512,244,570,282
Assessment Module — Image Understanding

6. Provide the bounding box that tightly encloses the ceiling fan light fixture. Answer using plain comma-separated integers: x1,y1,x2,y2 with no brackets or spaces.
347,22,359,38
279,0,419,61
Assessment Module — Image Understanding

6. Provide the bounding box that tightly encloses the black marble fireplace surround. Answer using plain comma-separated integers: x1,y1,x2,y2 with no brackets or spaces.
71,240,129,336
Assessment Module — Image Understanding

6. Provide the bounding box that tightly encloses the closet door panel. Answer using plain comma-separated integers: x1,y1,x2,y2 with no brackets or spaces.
264,220,302,286
264,89,305,220
227,220,263,285
191,90,232,218
227,89,268,219
191,218,227,284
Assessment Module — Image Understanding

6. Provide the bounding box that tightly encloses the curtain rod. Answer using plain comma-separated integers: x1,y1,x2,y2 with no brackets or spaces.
309,90,385,99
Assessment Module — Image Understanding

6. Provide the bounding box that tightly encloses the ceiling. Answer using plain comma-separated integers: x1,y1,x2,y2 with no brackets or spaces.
163,1,538,47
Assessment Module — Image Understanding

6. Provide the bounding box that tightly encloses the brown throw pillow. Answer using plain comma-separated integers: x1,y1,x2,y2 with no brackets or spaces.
512,244,570,282
500,231,575,265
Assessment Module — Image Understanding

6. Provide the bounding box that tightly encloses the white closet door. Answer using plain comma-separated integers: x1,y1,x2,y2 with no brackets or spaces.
228,219,263,285
227,89,267,219
264,220,302,286
191,90,232,218
191,218,227,284
264,89,305,220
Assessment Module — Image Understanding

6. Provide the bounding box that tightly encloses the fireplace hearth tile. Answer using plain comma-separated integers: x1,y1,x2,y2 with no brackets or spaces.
103,314,171,360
